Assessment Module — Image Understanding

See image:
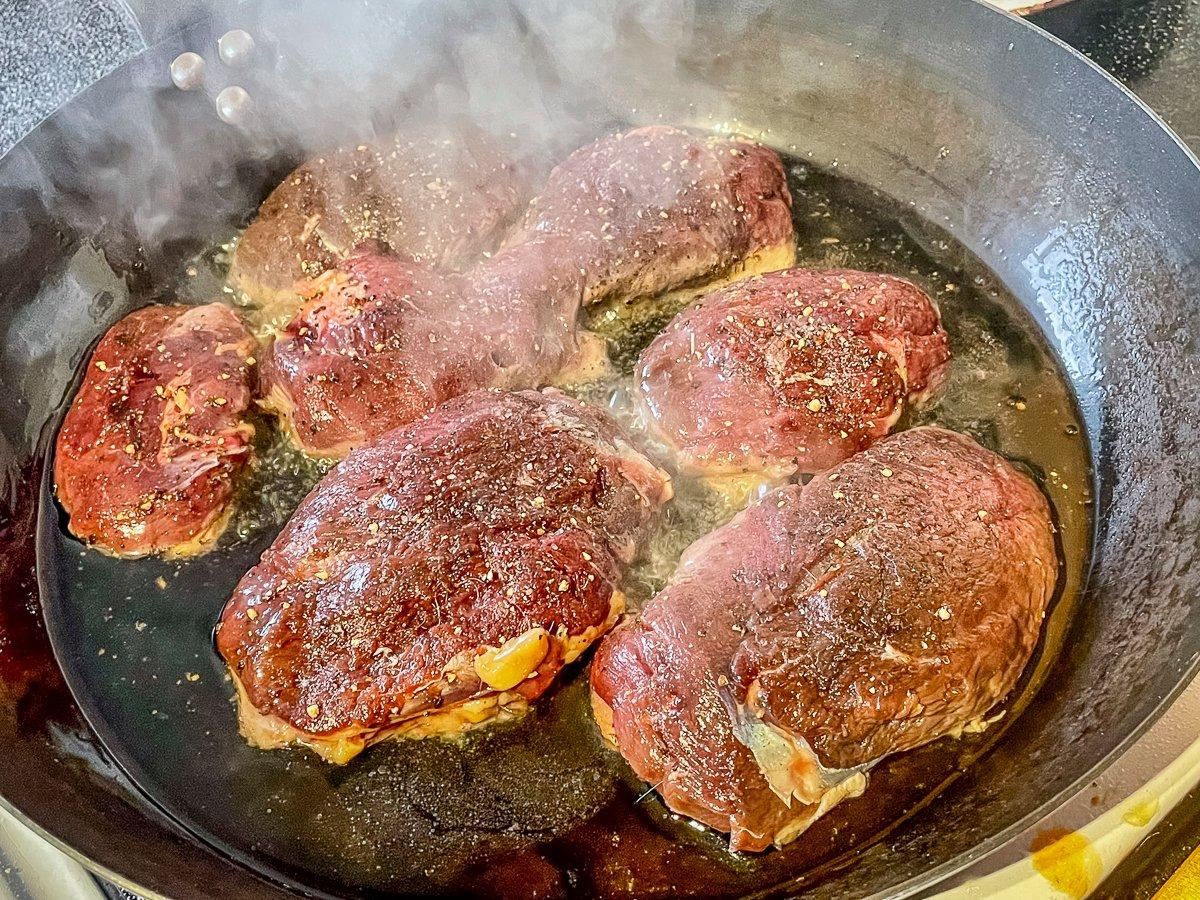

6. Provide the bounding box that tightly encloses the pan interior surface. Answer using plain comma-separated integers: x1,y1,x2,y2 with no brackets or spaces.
34,162,1092,897
0,1,1197,898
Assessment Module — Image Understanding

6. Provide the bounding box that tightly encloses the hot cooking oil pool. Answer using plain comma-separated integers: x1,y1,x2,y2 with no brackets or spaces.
37,158,1092,899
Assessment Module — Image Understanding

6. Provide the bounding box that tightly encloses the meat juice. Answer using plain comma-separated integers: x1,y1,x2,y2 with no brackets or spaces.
39,158,1092,898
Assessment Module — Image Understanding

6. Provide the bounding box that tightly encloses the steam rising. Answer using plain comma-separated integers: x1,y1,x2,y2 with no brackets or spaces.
6,0,764,250
0,0,773,459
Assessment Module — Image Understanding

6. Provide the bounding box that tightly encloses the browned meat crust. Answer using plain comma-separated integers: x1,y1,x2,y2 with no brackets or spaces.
217,389,671,763
503,125,795,306
259,126,796,458
257,252,500,459
54,303,256,558
228,131,533,322
637,268,950,480
590,427,1056,851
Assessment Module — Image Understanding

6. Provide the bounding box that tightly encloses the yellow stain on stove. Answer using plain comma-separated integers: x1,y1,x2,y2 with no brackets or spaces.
1122,794,1160,827
1154,844,1200,900
1030,827,1103,899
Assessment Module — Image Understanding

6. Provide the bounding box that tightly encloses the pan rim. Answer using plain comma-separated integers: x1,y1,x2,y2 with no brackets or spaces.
870,10,1200,899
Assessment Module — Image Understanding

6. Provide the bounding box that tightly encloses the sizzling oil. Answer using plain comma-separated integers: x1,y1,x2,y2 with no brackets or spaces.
38,160,1092,899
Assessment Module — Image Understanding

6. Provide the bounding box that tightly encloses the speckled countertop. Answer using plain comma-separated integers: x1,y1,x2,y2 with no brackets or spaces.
0,0,239,156
0,0,1197,896
0,0,142,154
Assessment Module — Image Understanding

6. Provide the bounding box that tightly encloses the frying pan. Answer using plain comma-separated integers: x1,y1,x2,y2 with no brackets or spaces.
1,0,1198,897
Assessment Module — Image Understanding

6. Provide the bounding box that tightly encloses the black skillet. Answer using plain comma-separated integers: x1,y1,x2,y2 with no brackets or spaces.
1,0,1198,897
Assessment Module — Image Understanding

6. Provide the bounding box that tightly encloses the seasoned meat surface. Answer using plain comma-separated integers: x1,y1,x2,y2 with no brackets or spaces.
590,427,1056,851
260,126,796,458
504,125,795,306
229,131,533,318
54,303,256,558
259,251,494,458
218,389,670,763
260,240,596,457
637,268,950,480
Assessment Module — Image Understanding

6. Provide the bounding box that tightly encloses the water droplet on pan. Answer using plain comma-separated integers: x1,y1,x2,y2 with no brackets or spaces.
218,29,256,66
169,52,205,90
215,86,252,125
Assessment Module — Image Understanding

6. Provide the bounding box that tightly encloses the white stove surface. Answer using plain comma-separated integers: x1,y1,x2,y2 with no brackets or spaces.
938,673,1200,897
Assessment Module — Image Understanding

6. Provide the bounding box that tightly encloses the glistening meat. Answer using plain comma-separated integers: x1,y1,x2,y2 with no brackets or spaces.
637,268,950,483
54,303,256,558
229,130,533,323
590,427,1056,851
259,126,796,457
218,389,670,764
501,125,796,308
